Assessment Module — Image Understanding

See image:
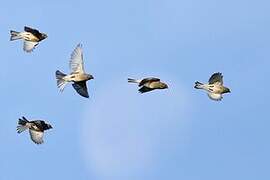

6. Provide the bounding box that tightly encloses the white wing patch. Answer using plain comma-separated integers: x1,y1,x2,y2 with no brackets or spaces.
207,93,223,101
69,43,84,73
29,130,44,144
23,40,38,53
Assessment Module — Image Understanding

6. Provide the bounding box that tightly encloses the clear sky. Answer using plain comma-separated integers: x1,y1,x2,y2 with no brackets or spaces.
1,0,270,179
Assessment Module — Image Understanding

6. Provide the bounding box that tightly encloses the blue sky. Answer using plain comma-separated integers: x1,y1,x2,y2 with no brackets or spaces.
0,0,270,179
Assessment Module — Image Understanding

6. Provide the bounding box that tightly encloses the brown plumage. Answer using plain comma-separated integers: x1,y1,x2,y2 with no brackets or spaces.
10,26,47,52
194,72,231,101
128,77,168,93
55,43,94,98
17,116,52,144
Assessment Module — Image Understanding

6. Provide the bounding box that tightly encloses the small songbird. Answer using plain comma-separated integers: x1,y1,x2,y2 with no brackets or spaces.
10,26,47,52
17,116,52,144
194,72,231,101
128,77,168,93
55,43,94,98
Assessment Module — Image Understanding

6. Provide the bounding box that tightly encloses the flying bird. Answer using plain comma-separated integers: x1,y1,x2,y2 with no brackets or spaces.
128,77,168,93
10,26,47,53
17,116,52,144
56,43,94,98
194,72,231,101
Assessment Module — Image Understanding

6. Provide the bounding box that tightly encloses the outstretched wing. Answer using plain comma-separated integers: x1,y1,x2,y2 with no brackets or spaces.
24,26,42,39
72,81,89,98
29,130,44,144
208,72,223,85
23,41,38,52
69,44,84,73
207,93,223,101
139,77,160,87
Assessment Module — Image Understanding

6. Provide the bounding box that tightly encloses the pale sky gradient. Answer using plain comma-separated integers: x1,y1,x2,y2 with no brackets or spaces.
0,0,270,180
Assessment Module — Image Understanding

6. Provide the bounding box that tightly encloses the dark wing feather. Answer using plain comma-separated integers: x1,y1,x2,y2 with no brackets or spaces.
139,77,160,87
138,86,154,93
31,121,46,131
72,81,89,98
208,72,223,84
31,120,52,131
24,26,43,40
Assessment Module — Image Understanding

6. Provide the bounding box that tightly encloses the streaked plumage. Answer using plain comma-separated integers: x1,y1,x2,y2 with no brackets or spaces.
10,26,47,52
17,116,52,144
194,72,231,101
128,77,168,93
55,43,94,98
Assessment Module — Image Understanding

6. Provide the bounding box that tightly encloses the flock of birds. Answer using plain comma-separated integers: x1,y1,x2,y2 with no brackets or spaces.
11,26,231,144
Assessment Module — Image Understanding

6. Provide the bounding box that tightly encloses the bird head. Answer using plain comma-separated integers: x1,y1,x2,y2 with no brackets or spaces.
223,87,231,93
160,82,168,89
41,33,48,40
47,124,53,129
86,74,94,80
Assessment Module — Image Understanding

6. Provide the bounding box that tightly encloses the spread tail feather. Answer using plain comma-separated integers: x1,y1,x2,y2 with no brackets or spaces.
128,78,140,83
17,116,29,133
194,81,204,89
10,30,21,41
56,70,68,92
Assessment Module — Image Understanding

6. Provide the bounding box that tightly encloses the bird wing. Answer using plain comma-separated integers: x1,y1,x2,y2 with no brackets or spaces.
32,120,48,130
24,26,42,38
23,40,38,52
138,86,154,93
208,72,223,85
69,44,85,73
72,81,89,98
207,93,223,101
139,77,160,87
29,130,44,144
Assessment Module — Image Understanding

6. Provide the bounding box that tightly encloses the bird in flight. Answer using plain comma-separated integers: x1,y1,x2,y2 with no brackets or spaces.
17,116,52,144
56,43,94,98
128,77,168,93
194,72,231,101
10,26,47,53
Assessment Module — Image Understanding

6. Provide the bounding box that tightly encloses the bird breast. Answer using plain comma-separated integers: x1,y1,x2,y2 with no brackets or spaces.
208,84,224,94
208,93,222,101
148,81,161,89
72,73,90,82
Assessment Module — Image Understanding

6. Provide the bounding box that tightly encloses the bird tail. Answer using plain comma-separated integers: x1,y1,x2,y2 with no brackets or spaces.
128,78,140,83
56,70,68,92
10,30,22,41
194,81,204,89
17,116,29,133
